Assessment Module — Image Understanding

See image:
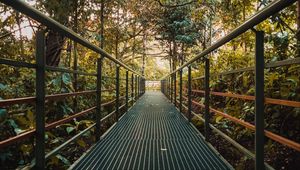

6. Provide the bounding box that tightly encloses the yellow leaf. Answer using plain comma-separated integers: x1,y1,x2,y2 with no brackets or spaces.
49,156,59,165
215,116,223,123
27,109,34,128
77,139,86,147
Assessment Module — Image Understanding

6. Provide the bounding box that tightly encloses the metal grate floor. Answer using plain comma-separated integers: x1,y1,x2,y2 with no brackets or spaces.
72,91,230,170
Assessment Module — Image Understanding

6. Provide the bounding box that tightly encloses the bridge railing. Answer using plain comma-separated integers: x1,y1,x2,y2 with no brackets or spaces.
0,0,145,169
161,0,299,169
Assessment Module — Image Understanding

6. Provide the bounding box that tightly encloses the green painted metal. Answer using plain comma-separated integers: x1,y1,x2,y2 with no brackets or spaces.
35,31,46,170
204,58,210,141
96,58,103,141
188,66,192,122
255,31,265,170
115,66,120,121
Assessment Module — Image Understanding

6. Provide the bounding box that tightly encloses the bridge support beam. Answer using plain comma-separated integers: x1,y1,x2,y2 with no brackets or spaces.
179,70,183,113
125,70,129,111
188,66,192,122
96,58,103,141
35,31,46,170
131,73,134,105
255,31,265,170
174,73,177,106
204,58,210,141
115,65,120,121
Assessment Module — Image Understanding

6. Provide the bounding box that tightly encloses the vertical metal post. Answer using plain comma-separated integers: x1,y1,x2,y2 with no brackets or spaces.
73,42,78,113
255,31,265,170
204,58,210,141
169,77,171,99
115,66,120,121
35,31,46,169
179,69,183,113
174,73,177,106
131,73,134,105
188,66,192,122
170,75,173,102
125,70,129,111
135,75,138,100
96,58,102,141
138,76,140,97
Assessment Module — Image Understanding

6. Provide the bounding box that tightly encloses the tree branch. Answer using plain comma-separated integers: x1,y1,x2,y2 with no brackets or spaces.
154,0,196,8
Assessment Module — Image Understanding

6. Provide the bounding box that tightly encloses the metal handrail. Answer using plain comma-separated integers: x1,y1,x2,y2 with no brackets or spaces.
0,0,143,77
162,0,297,79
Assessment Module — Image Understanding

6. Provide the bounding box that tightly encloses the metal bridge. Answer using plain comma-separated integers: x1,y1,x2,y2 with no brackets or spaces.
0,0,299,170
71,92,231,170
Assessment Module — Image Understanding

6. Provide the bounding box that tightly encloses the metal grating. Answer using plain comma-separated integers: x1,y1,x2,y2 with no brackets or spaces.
72,91,230,170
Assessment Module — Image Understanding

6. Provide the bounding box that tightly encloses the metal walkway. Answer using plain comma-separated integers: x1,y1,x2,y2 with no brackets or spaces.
72,91,230,170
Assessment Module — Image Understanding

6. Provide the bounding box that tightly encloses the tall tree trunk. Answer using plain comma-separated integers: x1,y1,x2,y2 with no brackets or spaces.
45,31,65,66
132,23,136,65
100,0,105,49
16,12,24,57
73,0,79,112
142,33,146,76
115,3,120,59
297,0,300,57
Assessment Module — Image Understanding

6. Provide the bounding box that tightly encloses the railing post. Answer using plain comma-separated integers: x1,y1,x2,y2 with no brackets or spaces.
131,73,134,105
135,75,138,100
255,31,265,170
188,66,192,122
35,30,46,169
179,69,183,113
115,65,120,121
125,70,129,111
204,58,210,141
170,75,173,102
174,72,177,106
138,76,140,97
96,58,103,141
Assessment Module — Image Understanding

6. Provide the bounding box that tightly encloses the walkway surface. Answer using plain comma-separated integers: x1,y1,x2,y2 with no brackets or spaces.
72,91,230,170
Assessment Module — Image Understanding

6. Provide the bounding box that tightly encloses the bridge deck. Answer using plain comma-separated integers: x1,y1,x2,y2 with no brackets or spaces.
72,91,230,170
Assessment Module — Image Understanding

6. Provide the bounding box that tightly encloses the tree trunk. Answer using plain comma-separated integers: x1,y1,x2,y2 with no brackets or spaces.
100,0,105,49
45,30,65,66
297,0,300,57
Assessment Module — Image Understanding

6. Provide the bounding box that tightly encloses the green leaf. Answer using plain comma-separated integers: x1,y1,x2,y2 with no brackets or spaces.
56,154,70,165
66,127,75,134
62,73,71,84
0,83,7,90
51,76,61,86
0,108,7,119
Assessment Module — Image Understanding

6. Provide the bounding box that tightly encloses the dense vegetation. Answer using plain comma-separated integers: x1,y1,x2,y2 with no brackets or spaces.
0,0,299,169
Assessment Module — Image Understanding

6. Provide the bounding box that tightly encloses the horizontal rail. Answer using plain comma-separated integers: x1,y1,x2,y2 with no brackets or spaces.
45,101,130,159
45,123,96,159
192,58,300,80
182,96,300,152
0,58,36,68
0,96,125,148
162,0,297,79
178,101,274,170
0,0,143,77
45,107,96,130
189,89,300,108
45,66,97,76
0,90,98,107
